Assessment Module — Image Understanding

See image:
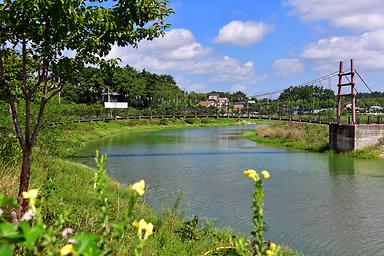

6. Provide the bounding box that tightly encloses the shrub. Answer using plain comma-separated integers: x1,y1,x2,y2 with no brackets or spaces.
185,118,194,124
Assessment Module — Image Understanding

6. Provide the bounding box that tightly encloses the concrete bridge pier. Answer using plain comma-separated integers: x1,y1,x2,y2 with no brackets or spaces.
329,124,384,152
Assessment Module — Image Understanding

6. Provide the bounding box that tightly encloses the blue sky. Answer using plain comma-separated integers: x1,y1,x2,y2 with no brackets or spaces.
109,0,384,96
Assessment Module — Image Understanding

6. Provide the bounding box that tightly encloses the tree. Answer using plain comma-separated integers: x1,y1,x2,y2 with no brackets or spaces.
0,0,172,215
279,85,335,109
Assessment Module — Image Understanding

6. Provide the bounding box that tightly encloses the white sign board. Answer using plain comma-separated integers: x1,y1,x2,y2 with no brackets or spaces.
104,102,128,109
248,100,256,104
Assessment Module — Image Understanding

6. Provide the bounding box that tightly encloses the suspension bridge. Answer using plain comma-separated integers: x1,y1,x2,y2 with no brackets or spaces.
54,59,383,152
250,59,384,152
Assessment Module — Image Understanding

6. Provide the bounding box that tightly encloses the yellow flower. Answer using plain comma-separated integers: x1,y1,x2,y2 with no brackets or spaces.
60,244,76,256
22,189,39,199
132,219,154,239
243,169,259,181
261,170,270,180
144,222,154,239
132,180,145,196
265,249,274,256
138,219,147,230
22,189,39,207
132,219,140,229
269,242,277,251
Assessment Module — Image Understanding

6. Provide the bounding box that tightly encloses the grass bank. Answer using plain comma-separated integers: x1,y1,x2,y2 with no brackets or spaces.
0,117,302,255
243,121,383,159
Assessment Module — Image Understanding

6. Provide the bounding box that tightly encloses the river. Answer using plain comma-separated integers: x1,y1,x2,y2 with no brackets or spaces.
79,125,384,256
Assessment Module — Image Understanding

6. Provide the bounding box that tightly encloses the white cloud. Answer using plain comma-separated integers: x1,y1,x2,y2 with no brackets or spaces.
231,84,247,92
108,28,263,87
109,28,211,62
175,77,207,92
273,58,304,77
285,0,384,31
302,30,384,69
214,20,273,46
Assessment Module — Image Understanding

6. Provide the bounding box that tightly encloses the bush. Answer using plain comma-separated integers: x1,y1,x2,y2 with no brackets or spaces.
185,118,194,124
159,118,168,125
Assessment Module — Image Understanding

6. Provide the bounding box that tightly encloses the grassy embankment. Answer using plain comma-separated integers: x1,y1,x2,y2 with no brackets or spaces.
0,117,302,256
243,121,384,159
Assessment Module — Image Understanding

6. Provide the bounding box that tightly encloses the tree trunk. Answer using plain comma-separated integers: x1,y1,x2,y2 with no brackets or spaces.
17,143,32,216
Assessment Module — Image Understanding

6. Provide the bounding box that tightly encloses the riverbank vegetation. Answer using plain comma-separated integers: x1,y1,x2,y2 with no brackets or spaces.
0,118,302,255
243,122,329,152
243,121,384,159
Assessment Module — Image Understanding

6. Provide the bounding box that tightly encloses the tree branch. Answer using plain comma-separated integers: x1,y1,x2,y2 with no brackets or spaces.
46,86,61,101
0,52,25,146
21,35,28,97
31,63,45,94
4,89,25,146
32,15,51,95
31,96,46,146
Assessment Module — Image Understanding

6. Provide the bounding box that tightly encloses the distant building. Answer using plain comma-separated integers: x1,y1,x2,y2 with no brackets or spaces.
101,91,127,103
345,103,352,110
233,102,245,111
200,94,229,111
208,94,219,101
217,97,229,109
199,101,210,108
101,91,128,109
369,106,383,113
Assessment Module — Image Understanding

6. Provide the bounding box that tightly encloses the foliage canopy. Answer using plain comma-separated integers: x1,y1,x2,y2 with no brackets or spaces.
0,0,173,213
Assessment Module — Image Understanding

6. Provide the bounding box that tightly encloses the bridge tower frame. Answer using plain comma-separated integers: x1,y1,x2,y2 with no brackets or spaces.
336,59,356,124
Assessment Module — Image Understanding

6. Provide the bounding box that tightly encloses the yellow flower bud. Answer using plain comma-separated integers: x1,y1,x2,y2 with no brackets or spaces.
243,169,259,181
132,180,145,196
261,170,270,180
60,244,76,256
269,242,277,251
265,249,274,256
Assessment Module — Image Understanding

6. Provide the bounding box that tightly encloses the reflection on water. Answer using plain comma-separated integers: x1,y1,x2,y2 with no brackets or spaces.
328,155,384,177
79,125,384,256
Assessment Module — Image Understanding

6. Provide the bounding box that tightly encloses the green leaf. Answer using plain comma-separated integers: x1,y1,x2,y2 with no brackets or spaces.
19,222,44,249
0,245,12,256
73,232,100,256
0,223,23,241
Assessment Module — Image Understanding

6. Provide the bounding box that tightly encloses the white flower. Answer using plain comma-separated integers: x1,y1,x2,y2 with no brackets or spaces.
0,208,3,217
61,228,74,239
68,239,77,244
20,209,35,221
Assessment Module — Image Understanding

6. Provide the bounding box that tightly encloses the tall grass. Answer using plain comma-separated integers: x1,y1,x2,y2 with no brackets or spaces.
243,122,329,152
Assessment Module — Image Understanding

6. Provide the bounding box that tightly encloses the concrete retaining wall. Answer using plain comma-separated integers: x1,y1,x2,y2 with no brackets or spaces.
329,124,384,152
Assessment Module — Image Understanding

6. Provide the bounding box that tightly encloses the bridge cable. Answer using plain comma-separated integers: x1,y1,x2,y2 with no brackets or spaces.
344,76,371,108
354,69,384,107
252,71,339,99
298,71,338,87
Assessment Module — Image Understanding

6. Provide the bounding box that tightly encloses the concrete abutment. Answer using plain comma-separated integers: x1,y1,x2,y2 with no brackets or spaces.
329,124,384,152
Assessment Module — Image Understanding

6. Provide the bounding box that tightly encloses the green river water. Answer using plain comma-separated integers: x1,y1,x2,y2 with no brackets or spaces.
79,125,384,256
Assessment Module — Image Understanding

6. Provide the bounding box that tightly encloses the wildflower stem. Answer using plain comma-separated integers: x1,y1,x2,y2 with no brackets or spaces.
252,179,265,256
